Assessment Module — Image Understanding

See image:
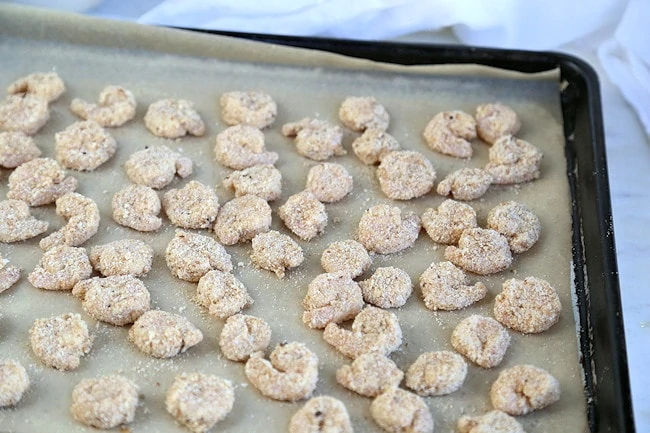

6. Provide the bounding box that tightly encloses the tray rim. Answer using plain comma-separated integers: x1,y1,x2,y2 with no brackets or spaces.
176,28,634,433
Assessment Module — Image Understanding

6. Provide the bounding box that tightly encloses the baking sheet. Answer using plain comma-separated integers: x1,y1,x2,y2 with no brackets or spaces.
0,5,586,433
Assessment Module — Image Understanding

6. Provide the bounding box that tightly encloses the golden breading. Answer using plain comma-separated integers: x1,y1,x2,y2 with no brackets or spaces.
487,201,541,253
222,164,282,201
323,306,402,359
421,199,477,245
219,314,272,362
70,375,139,429
166,373,234,433
0,199,49,242
423,111,477,158
0,360,30,407
245,342,319,402
214,195,272,245
220,91,277,129
475,103,521,144
163,180,220,229
289,396,353,433
282,118,345,161
405,351,468,396
451,315,510,369
419,261,487,311
436,168,493,201
39,192,100,251
444,228,512,275
72,275,151,326
320,239,371,279
359,266,412,309
89,239,154,277
250,230,304,278
0,131,41,168
306,162,353,203
128,310,203,358
376,150,436,200
29,313,93,370
336,353,404,397
490,365,561,415
28,245,92,291
457,411,524,433
54,120,117,171
196,270,253,319
370,388,434,433
7,158,77,206
214,124,278,170
352,128,400,165
144,99,205,138
302,273,364,329
278,191,327,241
124,145,193,189
165,230,232,282
339,96,389,132
493,277,562,334
112,184,162,232
0,94,49,135
485,135,543,184
0,255,21,294
70,85,136,127
7,71,65,102
357,204,421,254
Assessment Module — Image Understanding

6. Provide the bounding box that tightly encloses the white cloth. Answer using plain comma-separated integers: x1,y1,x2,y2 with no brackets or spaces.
135,0,649,135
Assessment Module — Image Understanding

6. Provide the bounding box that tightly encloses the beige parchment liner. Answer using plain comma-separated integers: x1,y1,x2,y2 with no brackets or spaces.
0,5,587,433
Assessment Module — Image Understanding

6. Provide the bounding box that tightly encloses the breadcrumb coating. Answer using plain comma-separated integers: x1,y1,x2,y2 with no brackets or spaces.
457,410,524,433
359,267,412,309
306,162,353,203
339,96,389,132
485,135,543,184
28,245,92,291
0,131,41,168
490,365,560,415
321,239,371,279
376,150,436,200
220,91,277,129
166,230,232,282
475,103,521,145
444,228,512,275
422,199,477,245
436,168,493,201
112,184,162,232
302,272,364,329
7,71,65,102
129,310,203,358
214,195,272,245
0,94,49,135
352,128,400,165
124,145,193,189
29,313,93,370
70,375,138,429
166,373,234,433
0,255,21,293
214,124,278,170
245,342,319,402
7,158,77,206
419,261,487,311
196,270,253,319
423,111,477,158
323,306,402,359
163,180,220,229
357,204,421,254
278,191,328,241
89,239,153,277
282,118,345,161
493,277,561,334
289,396,353,433
144,99,205,138
70,85,136,127
487,201,541,253
405,351,467,396
250,230,304,278
223,164,282,201
451,315,510,369
0,199,49,242
370,388,434,433
336,353,403,397
54,120,117,171
39,192,100,251
0,359,29,407
219,314,271,362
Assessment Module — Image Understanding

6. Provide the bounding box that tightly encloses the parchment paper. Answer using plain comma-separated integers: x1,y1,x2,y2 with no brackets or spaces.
0,5,587,433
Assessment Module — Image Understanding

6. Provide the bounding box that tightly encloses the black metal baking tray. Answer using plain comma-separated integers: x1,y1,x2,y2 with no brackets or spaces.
181,29,634,433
